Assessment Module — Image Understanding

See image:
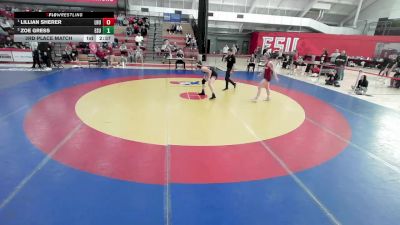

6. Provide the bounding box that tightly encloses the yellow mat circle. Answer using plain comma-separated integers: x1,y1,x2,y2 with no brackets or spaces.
75,78,305,146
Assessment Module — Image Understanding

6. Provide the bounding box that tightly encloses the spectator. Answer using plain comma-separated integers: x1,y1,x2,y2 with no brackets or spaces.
390,53,400,72
167,24,176,34
128,16,135,25
354,75,369,95
71,45,79,61
247,54,256,72
123,18,128,26
96,47,109,66
185,33,192,47
310,65,320,77
119,42,128,56
117,14,124,26
325,70,340,87
176,24,183,34
141,26,147,36
335,50,347,80
389,68,400,88
135,47,144,63
330,49,340,63
161,40,172,58
62,44,73,62
320,49,329,63
135,33,143,46
379,52,391,76
222,44,229,61
175,49,185,69
133,23,139,34
30,41,41,68
127,47,135,63
231,44,237,55
126,26,133,36
154,46,162,56
5,36,13,47
191,37,197,49
171,42,178,52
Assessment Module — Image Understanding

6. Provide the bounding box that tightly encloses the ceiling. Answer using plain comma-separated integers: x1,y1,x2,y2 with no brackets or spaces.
130,0,366,25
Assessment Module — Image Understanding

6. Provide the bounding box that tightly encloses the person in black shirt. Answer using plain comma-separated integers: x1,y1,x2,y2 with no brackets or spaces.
390,54,400,72
223,49,237,91
320,49,328,64
175,49,185,70
354,75,369,95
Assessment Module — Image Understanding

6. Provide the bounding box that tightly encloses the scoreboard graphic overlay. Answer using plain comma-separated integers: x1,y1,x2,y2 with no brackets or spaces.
13,12,115,42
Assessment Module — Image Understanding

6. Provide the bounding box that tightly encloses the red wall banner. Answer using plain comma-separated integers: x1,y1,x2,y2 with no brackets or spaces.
250,32,400,58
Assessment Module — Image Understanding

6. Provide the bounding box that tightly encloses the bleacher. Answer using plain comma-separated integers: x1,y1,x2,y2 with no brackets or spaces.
161,22,199,59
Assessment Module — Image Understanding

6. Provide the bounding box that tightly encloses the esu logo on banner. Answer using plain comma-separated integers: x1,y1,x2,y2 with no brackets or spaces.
262,36,300,52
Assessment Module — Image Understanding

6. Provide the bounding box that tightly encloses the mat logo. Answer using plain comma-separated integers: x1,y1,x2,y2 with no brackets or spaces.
262,36,299,52
170,81,200,86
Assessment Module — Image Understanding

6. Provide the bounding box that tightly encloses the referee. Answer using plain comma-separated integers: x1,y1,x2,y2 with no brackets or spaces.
223,49,237,91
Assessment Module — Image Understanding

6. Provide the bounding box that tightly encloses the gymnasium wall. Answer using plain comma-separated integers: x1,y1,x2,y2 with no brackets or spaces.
250,32,400,58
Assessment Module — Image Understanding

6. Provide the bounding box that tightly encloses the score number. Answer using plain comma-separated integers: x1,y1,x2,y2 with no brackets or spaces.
102,18,115,26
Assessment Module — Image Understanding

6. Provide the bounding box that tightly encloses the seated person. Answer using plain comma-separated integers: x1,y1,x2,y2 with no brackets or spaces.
282,55,292,69
161,40,172,58
154,46,161,56
141,26,147,36
112,37,119,48
167,24,176,34
191,38,197,49
247,54,256,72
175,49,185,69
293,56,306,74
126,26,133,36
144,21,150,29
310,65,320,77
176,24,183,34
389,68,400,88
171,42,178,52
62,44,73,62
133,24,140,34
119,42,128,56
138,18,144,26
127,47,135,63
71,45,79,61
135,48,144,63
95,47,109,66
354,75,369,95
325,70,340,87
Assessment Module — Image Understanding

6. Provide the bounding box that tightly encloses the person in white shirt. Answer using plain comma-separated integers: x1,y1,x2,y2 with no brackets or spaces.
231,44,237,55
222,44,229,61
330,49,340,63
176,24,183,34
135,33,143,46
